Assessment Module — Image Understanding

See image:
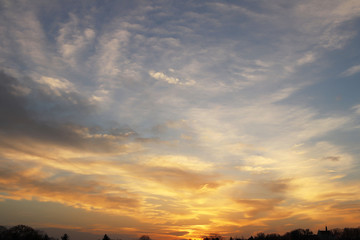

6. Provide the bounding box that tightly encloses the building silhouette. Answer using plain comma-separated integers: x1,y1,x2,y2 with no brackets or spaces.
317,226,334,240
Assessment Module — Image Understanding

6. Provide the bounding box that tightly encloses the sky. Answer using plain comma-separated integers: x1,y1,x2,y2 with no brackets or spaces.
1,0,360,239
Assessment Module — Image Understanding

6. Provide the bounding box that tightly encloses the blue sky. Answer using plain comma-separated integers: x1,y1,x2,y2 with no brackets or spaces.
1,1,360,239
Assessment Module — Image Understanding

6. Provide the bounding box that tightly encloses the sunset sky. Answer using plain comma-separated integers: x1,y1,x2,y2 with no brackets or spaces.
1,0,360,239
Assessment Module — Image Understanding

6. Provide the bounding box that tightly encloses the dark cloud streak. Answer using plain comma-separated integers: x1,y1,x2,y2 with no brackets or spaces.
0,71,134,153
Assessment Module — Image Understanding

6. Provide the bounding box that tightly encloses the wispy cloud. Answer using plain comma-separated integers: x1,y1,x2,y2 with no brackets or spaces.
35,76,75,96
57,13,96,66
296,52,316,66
1,1,360,239
341,64,360,77
149,71,180,85
352,104,360,115
149,71,195,86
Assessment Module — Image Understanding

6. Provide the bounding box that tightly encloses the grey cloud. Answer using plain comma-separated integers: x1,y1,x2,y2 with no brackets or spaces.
0,71,79,141
263,179,291,193
0,71,135,153
323,156,341,162
167,231,189,236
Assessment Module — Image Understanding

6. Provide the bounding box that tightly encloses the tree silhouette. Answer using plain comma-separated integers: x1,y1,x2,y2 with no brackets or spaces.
139,235,151,240
0,226,7,238
8,225,43,240
61,233,69,240
3,224,360,240
255,232,265,240
103,234,111,240
343,228,360,240
203,234,223,240
266,233,281,240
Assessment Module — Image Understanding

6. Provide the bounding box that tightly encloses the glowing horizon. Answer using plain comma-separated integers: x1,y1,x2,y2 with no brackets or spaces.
1,1,360,240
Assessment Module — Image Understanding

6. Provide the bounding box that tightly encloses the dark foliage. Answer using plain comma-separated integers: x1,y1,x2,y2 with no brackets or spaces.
103,234,111,240
203,234,224,240
139,235,151,240
228,227,360,240
2,225,360,240
61,233,69,240
0,225,55,240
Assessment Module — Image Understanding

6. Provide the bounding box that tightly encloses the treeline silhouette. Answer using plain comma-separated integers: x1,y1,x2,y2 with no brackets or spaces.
0,225,53,240
0,225,106,240
0,225,142,240
1,225,360,240
204,227,360,240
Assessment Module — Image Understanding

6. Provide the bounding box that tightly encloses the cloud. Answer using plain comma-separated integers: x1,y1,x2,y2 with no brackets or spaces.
122,164,224,191
294,0,360,50
263,179,291,193
149,70,195,86
1,1,360,239
235,198,283,218
208,2,266,20
35,76,75,96
323,156,340,162
57,13,96,65
149,70,180,84
0,1,61,76
0,71,138,154
0,161,141,212
352,104,360,115
0,199,151,240
268,87,300,102
167,231,189,236
341,64,360,77
296,52,315,66
144,155,214,172
96,29,131,78
0,70,228,229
